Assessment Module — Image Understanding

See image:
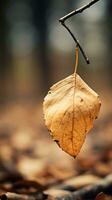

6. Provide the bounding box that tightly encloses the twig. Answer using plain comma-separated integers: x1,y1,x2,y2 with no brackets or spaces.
59,0,101,64
62,23,90,64
59,0,100,23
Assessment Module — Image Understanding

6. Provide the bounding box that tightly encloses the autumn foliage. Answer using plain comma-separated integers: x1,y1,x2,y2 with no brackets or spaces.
43,72,101,157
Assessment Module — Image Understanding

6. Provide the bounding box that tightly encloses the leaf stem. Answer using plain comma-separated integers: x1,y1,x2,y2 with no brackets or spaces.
74,46,79,75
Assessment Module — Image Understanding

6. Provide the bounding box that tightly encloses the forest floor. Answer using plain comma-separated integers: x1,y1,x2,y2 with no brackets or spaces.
0,88,112,200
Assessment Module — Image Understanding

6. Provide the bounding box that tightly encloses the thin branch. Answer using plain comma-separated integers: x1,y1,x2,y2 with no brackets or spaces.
59,0,100,23
59,0,101,64
62,22,90,64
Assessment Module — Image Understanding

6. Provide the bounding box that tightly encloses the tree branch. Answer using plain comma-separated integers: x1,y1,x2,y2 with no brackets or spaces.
59,0,101,64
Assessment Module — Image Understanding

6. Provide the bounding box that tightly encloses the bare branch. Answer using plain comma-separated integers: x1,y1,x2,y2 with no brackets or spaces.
62,22,90,64
59,0,100,23
59,0,101,64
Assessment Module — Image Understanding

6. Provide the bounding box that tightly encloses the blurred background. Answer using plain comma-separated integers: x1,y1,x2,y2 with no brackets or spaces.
0,0,112,192
0,0,112,101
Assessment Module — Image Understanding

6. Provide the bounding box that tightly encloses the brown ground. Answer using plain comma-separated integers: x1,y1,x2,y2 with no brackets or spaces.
0,91,112,200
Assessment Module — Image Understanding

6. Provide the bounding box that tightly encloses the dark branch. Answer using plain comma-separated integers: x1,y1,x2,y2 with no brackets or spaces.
62,22,90,64
59,0,101,64
59,0,100,23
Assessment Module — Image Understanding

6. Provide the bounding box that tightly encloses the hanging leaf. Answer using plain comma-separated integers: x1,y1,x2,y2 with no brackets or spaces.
43,73,101,157
43,47,101,157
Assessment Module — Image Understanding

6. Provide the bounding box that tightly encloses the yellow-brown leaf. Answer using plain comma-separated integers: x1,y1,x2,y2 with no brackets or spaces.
43,73,101,157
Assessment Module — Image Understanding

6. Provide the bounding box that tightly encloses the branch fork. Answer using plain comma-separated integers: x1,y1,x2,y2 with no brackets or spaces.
59,0,101,64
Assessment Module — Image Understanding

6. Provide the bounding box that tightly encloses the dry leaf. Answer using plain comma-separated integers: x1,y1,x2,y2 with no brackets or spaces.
43,73,101,157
